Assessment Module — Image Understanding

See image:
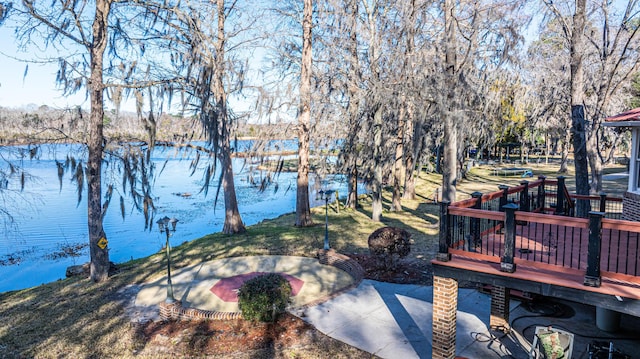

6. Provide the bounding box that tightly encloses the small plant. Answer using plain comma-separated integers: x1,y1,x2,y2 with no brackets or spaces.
238,273,292,322
367,226,412,270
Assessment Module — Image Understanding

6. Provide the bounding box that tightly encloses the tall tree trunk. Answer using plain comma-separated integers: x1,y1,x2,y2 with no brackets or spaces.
570,0,590,217
88,0,111,282
435,144,442,173
216,0,245,234
401,0,417,201
364,1,383,221
403,102,417,200
441,0,457,203
587,133,603,192
545,132,550,165
371,105,383,221
295,0,313,227
391,102,405,211
347,166,359,208
559,128,570,173
220,135,245,233
345,0,360,210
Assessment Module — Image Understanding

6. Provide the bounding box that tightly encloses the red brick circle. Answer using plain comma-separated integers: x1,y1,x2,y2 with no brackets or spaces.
210,272,305,302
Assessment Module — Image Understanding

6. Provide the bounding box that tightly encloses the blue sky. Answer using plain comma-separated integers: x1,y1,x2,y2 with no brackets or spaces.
0,26,92,110
0,25,256,115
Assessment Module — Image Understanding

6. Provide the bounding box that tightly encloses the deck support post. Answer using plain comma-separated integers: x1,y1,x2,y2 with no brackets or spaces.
498,185,509,233
470,192,483,251
501,203,518,273
498,184,509,212
432,276,458,359
490,285,511,332
537,175,546,212
584,211,605,287
437,201,451,261
556,176,566,215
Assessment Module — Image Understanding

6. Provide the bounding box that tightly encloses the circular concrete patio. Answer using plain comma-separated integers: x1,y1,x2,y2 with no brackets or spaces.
130,254,359,316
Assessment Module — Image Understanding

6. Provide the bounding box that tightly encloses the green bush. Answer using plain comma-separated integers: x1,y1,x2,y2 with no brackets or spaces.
238,273,292,322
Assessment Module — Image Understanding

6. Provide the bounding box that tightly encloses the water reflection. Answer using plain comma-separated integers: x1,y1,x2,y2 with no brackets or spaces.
0,142,351,293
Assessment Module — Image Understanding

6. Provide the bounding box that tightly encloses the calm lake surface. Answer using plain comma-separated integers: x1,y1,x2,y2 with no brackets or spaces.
0,142,350,293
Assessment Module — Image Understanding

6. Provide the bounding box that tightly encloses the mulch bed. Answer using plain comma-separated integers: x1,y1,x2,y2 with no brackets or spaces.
134,312,371,358
346,253,434,285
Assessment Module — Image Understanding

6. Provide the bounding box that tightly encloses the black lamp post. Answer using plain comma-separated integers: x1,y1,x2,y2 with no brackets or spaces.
157,216,179,303
317,189,334,250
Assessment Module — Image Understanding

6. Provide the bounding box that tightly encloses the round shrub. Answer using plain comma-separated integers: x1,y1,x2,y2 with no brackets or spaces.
367,226,412,270
237,273,292,322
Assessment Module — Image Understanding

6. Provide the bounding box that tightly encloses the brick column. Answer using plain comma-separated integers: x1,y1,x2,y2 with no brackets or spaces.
490,286,510,332
432,275,458,359
623,191,640,221
159,300,182,320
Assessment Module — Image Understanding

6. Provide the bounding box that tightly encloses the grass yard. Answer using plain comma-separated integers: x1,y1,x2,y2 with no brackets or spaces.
0,162,628,358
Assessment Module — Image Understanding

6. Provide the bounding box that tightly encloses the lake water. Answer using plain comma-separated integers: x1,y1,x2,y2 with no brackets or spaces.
0,142,350,293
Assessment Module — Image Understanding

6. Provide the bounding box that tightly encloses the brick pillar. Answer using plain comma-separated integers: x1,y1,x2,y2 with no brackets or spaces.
623,191,640,221
490,286,510,332
159,300,182,320
432,276,458,359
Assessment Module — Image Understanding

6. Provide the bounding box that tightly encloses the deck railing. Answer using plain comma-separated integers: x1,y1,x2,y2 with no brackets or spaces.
438,176,638,287
449,175,623,217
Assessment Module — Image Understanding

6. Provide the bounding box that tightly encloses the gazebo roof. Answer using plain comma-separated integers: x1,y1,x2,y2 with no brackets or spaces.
604,107,640,127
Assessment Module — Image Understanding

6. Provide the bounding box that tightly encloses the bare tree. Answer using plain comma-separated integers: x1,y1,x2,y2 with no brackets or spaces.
441,0,458,203
8,0,184,281
400,0,419,201
343,0,363,209
180,0,247,233
294,0,314,227
542,0,640,195
583,1,640,191
14,0,116,281
524,19,572,169
217,0,245,234
570,0,590,216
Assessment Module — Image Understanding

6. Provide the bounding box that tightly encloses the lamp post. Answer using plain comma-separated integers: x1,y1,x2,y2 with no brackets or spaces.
317,189,334,250
157,216,179,303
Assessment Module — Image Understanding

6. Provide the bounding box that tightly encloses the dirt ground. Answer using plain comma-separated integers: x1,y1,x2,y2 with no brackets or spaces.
348,253,434,285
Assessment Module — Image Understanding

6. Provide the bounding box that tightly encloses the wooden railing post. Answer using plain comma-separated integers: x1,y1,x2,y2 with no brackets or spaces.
437,201,451,261
470,192,482,251
584,211,605,287
599,192,607,213
498,185,509,212
537,176,546,212
519,181,530,212
501,203,518,273
556,176,566,215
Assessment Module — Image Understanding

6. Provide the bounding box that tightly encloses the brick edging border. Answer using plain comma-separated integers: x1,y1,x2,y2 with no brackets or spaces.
158,250,365,321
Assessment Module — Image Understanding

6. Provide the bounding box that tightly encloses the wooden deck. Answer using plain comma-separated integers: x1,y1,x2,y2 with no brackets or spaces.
437,178,640,317
463,215,640,276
